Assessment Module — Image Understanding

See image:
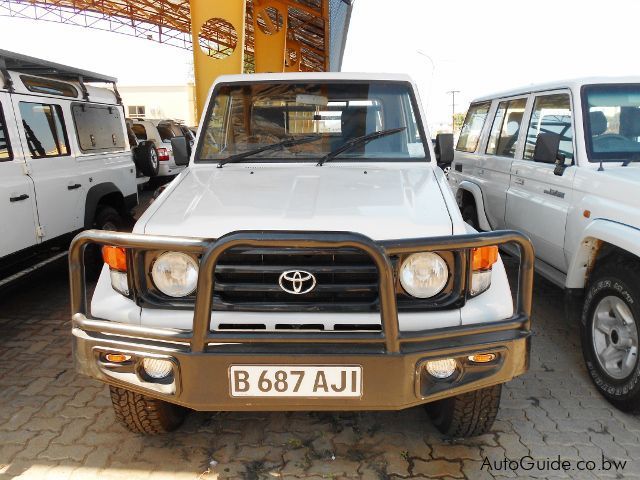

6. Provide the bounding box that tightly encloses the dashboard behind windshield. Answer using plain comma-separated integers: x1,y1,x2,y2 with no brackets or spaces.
196,81,428,163
583,84,640,162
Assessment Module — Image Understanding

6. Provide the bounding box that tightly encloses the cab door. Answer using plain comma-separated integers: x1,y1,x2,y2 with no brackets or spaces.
12,96,84,240
476,96,529,229
505,91,576,271
0,93,38,257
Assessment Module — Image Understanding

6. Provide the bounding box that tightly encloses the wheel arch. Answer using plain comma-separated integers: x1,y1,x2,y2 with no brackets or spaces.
455,181,491,231
566,219,640,289
84,182,126,228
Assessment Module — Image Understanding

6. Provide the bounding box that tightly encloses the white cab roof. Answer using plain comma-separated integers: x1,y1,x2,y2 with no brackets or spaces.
473,76,640,103
213,72,415,85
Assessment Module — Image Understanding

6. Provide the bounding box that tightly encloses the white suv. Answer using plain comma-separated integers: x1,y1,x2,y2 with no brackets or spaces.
69,72,533,437
0,49,137,285
449,77,640,411
130,119,189,178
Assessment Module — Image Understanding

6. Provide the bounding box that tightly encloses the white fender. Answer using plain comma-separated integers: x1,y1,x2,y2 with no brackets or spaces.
566,219,640,289
456,180,492,231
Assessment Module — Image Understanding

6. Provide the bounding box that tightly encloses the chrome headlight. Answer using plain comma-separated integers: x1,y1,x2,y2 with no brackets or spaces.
151,252,199,297
399,252,449,298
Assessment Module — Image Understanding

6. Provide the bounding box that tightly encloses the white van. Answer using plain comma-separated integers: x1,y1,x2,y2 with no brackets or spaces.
0,49,137,285
449,77,640,411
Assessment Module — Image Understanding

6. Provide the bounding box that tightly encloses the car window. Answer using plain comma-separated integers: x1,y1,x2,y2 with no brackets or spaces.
198,81,427,162
19,102,69,159
157,125,175,142
0,104,12,161
524,94,573,161
486,98,527,158
456,102,490,153
131,124,147,140
71,103,126,153
583,84,640,162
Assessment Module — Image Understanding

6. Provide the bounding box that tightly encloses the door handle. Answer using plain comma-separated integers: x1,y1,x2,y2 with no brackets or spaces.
478,168,485,175
514,178,525,185
10,194,29,202
67,183,82,190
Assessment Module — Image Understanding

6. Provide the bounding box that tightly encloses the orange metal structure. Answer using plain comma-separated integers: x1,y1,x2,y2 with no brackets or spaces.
0,0,352,114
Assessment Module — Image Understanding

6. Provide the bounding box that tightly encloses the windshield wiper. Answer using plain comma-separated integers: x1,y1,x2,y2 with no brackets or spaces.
622,153,640,166
217,135,323,167
316,127,407,166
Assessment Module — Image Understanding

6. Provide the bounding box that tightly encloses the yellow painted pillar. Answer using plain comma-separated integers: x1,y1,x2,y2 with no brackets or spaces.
189,0,247,120
253,0,287,73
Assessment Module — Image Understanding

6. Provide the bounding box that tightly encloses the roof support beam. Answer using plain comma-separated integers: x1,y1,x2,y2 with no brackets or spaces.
189,0,247,118
252,0,287,73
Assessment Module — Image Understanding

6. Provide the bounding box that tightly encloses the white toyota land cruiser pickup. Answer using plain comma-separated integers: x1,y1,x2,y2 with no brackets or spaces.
449,77,640,411
69,73,533,437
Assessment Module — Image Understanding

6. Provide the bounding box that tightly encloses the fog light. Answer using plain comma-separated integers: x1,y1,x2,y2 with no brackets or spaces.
425,358,457,379
104,353,131,363
109,270,130,296
470,270,492,296
142,358,173,379
468,353,497,363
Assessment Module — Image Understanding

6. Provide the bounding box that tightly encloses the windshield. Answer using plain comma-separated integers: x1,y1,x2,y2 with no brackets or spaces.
196,81,428,162
584,84,640,161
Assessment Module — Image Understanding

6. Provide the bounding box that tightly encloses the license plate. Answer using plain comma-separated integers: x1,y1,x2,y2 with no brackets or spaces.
229,365,362,397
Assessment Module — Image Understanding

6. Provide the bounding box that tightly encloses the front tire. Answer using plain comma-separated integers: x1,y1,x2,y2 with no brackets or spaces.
426,384,502,437
461,203,479,230
581,259,640,412
85,206,125,279
109,386,187,434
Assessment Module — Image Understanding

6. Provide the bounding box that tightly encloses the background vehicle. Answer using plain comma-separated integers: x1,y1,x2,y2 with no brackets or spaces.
0,49,137,286
449,77,640,411
130,119,189,178
70,72,533,438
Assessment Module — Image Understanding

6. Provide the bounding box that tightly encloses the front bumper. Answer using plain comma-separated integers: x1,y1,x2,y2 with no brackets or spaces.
69,229,534,411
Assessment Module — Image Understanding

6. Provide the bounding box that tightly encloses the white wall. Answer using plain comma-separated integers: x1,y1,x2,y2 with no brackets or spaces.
119,84,197,125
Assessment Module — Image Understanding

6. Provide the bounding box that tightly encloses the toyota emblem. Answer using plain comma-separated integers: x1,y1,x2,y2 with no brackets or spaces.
278,270,316,295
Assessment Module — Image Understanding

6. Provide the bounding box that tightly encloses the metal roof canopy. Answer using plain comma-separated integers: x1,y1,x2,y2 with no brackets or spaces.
0,48,116,83
0,0,352,72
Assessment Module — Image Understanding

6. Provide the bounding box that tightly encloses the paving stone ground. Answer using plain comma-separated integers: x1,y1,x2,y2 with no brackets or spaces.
2,257,640,479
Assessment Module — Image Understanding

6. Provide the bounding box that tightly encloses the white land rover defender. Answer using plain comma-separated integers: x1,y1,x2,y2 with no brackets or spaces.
449,77,640,411
0,50,137,286
70,73,534,437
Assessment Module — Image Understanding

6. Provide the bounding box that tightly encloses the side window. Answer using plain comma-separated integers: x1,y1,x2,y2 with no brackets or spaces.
157,125,175,142
523,94,573,161
131,124,147,140
19,102,69,159
0,103,12,161
71,103,126,153
456,102,490,153
486,98,527,158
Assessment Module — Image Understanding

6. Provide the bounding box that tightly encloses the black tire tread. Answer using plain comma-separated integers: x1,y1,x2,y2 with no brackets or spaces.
109,386,186,434
427,384,502,437
581,254,640,412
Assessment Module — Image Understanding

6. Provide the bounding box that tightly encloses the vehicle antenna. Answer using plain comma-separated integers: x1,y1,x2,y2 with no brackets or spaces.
598,159,604,172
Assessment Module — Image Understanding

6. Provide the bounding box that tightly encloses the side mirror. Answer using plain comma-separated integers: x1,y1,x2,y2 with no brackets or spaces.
434,133,454,166
171,136,190,166
533,132,560,164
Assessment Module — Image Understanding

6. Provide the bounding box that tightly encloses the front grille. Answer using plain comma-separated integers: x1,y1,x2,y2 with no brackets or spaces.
213,248,380,312
136,247,465,316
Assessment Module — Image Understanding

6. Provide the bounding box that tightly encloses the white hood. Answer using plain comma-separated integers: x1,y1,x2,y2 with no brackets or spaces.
141,163,453,240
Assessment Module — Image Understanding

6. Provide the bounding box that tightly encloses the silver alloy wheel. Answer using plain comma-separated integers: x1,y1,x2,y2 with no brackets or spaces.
592,295,638,380
150,149,158,169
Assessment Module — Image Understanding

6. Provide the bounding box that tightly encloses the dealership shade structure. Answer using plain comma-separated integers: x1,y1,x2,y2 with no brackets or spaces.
0,0,353,114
